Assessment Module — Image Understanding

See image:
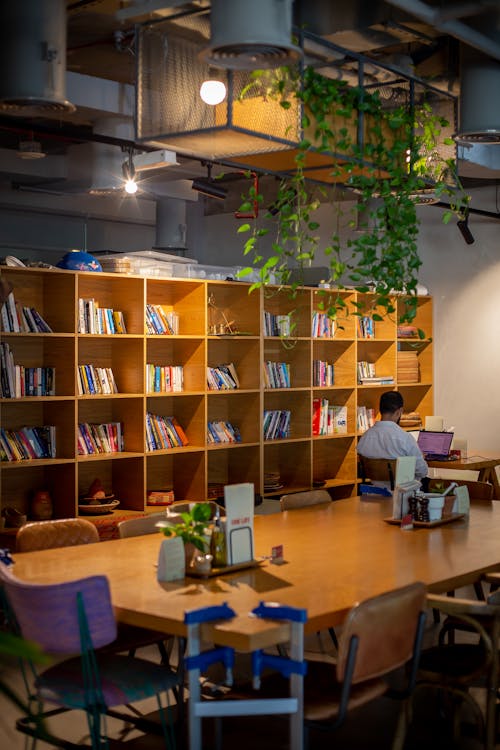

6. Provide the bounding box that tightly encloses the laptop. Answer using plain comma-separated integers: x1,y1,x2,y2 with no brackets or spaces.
417,430,456,461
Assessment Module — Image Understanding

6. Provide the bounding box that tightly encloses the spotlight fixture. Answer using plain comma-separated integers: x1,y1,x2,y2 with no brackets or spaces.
122,149,138,195
200,79,227,106
457,211,475,245
192,163,227,201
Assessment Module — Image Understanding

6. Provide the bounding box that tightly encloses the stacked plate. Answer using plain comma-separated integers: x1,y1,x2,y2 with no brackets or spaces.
78,494,120,515
264,472,283,492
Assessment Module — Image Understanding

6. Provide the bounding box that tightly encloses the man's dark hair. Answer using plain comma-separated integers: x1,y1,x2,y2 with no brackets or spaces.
379,391,404,416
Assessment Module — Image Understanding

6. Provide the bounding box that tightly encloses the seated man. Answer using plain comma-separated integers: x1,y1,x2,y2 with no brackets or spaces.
357,391,428,481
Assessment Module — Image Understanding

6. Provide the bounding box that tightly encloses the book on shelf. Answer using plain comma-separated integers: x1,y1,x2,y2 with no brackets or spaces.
207,420,242,444
357,316,375,339
357,361,394,385
397,350,419,384
207,362,239,390
263,409,291,440
313,359,334,387
311,311,336,338
0,425,56,461
263,361,291,389
145,304,179,335
312,399,347,435
146,364,184,393
145,413,189,451
0,343,56,397
357,405,376,432
77,364,119,395
77,421,123,455
0,293,53,333
263,311,292,337
358,376,395,385
78,298,127,334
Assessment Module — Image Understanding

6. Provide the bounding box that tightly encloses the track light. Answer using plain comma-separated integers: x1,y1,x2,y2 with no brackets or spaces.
192,163,227,201
122,149,138,195
457,210,475,245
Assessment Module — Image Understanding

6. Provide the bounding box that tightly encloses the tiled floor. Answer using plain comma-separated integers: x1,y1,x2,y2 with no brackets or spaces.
0,612,494,750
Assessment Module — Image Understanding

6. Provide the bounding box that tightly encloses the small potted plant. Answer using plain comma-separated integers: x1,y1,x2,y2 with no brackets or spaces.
156,502,212,568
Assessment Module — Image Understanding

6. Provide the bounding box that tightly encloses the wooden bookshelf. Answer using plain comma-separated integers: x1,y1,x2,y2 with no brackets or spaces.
0,267,433,519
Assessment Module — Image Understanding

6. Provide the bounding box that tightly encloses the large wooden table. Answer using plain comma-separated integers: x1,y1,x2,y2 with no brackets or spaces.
12,497,500,650
427,455,500,499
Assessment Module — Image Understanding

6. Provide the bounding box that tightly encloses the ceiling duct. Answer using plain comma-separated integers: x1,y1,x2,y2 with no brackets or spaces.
200,0,302,69
0,0,74,114
456,48,500,143
154,198,187,252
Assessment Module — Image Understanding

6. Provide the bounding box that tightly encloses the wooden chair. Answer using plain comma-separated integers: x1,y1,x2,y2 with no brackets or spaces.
417,590,500,750
280,489,331,511
0,563,180,750
358,456,397,490
16,518,99,552
117,512,166,538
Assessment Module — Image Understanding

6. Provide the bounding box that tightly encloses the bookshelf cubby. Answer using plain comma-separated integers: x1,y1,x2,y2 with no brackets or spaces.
0,266,433,522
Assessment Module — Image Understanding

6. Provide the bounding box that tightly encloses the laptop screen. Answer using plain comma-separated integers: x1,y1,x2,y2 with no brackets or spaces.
417,430,454,456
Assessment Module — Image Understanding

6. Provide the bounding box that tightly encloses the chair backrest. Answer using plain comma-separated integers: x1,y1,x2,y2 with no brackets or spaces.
358,456,397,490
16,518,99,552
166,500,224,521
428,478,494,501
280,489,331,511
337,581,426,684
0,563,116,655
118,512,166,538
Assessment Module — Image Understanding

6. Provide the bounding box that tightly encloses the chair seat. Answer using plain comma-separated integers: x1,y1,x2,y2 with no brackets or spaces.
36,653,180,710
102,622,171,654
417,643,488,685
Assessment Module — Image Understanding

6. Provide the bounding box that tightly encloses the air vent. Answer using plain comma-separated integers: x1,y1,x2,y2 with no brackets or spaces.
200,0,302,70
0,0,75,114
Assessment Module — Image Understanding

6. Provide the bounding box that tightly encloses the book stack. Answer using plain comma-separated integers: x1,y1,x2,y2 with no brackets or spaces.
78,298,127,334
357,316,374,339
263,410,291,440
145,413,189,451
145,304,179,335
77,364,118,395
263,361,291,389
312,399,347,435
311,312,336,338
397,351,419,384
207,420,242,444
397,325,418,338
357,361,394,385
0,425,56,461
207,363,239,390
77,422,123,455
263,312,292,337
146,364,184,393
1,292,52,333
357,405,376,432
313,359,334,387
1,343,55,397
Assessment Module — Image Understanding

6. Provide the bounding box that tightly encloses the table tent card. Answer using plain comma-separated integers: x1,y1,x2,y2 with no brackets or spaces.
224,483,254,565
392,456,419,519
157,536,185,581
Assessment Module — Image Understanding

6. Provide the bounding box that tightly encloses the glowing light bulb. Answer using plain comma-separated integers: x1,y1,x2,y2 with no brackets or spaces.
200,80,227,106
124,178,138,195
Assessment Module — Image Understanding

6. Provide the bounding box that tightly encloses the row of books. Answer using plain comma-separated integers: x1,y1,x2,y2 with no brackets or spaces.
145,364,184,393
1,292,53,333
312,399,347,435
78,421,123,455
0,425,56,462
77,365,118,395
263,312,291,337
145,304,179,335
263,361,291,389
357,316,375,339
207,363,239,390
397,350,419,384
207,420,242,444
357,406,376,433
311,312,336,338
357,361,394,386
313,359,335,387
145,413,189,451
78,298,127,334
263,409,291,440
1,342,55,398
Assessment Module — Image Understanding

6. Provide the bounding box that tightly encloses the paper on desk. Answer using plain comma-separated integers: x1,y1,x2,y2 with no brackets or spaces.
224,483,254,565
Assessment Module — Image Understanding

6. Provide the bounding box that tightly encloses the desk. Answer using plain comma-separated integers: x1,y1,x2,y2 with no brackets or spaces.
427,455,500,499
12,498,500,750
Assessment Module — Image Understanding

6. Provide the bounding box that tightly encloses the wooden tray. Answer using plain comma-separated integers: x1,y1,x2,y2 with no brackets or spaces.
186,559,264,578
384,513,466,528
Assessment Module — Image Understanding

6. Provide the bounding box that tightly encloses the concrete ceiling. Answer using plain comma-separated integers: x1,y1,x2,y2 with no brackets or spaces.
1,0,500,205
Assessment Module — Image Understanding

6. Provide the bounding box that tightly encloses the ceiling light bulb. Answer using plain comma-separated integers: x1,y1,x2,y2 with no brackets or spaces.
200,80,227,106
124,178,138,195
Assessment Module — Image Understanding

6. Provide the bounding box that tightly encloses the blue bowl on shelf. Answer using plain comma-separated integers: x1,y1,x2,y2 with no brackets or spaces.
56,250,102,272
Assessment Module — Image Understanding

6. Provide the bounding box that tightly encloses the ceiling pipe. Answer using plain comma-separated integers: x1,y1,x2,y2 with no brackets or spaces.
384,0,500,63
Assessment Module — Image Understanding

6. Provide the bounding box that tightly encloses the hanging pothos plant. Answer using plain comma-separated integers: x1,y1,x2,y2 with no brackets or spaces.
236,66,469,333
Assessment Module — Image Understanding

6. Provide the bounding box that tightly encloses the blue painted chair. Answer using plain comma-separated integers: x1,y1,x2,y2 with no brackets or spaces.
0,556,180,750
184,601,307,750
